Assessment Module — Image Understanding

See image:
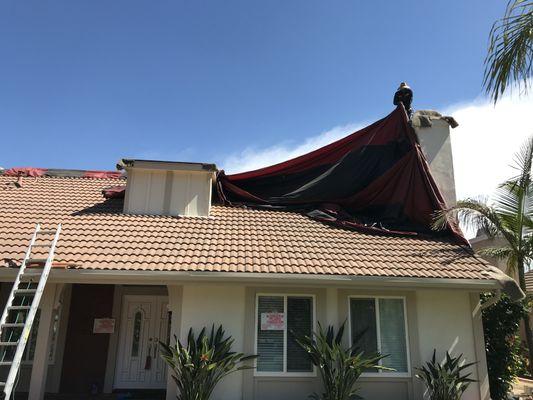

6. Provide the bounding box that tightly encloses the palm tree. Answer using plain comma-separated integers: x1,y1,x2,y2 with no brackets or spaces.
433,136,533,374
484,0,533,102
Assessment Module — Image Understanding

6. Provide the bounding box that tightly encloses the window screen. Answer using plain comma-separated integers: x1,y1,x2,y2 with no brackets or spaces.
350,298,378,355
350,297,408,373
378,299,408,372
287,297,313,372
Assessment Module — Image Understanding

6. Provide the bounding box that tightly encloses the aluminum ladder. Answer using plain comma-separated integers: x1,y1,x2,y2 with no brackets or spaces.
0,224,61,400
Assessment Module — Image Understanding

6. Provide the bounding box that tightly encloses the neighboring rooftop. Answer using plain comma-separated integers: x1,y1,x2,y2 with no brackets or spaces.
526,271,533,293
0,173,493,280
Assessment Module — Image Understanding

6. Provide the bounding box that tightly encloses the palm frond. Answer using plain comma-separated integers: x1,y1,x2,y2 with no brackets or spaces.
522,237,533,265
505,136,533,188
495,138,533,243
513,138,533,226
507,250,520,274
477,246,514,260
492,185,522,236
432,199,515,243
484,0,533,103
494,184,523,216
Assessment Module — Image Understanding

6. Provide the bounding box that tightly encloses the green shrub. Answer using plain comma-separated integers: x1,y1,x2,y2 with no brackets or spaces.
294,322,389,400
415,350,475,400
160,325,256,400
482,294,529,400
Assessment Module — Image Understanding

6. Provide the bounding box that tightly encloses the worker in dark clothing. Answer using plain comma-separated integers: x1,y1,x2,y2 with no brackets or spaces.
393,82,413,117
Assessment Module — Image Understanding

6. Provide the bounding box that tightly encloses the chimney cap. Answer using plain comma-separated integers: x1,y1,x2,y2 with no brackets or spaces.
411,110,459,129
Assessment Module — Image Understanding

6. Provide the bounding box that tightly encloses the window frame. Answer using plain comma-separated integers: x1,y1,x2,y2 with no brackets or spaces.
254,293,317,377
21,306,61,366
348,295,411,378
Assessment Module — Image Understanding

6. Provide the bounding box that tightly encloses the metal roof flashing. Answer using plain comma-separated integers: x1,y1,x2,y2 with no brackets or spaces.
118,159,217,173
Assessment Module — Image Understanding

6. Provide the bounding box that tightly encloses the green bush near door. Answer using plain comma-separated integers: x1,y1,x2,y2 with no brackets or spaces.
159,325,257,400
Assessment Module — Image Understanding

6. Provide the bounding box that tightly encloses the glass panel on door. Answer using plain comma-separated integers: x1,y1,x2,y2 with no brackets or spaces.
131,310,143,357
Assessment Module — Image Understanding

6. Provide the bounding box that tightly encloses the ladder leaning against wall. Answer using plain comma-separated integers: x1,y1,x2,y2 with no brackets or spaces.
0,224,61,400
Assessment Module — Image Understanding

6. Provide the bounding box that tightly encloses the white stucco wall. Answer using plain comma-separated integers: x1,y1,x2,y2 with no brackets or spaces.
416,290,481,400
170,284,246,400
165,283,485,400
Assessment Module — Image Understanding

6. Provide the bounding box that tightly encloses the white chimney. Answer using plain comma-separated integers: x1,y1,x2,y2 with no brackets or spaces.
120,159,217,217
411,110,458,207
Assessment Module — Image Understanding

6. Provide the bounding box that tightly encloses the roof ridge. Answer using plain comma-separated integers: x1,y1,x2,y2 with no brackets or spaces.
0,167,124,180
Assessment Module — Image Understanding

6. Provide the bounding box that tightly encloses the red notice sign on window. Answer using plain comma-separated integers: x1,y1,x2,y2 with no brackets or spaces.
260,313,285,330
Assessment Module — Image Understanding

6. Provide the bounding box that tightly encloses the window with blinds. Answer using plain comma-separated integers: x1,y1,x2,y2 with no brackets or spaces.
350,297,409,374
257,296,284,372
256,295,314,374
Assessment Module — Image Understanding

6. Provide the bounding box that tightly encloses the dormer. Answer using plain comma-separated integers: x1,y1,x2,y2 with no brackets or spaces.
119,159,217,217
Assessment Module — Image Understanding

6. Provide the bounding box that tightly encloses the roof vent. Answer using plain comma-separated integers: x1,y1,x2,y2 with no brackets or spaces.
119,159,217,217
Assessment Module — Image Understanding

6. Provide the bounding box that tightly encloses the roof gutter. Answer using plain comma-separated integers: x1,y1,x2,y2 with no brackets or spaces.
0,268,502,290
484,265,525,303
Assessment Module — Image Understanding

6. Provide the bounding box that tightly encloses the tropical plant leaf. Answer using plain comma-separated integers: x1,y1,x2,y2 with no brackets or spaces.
292,322,390,400
432,137,533,278
160,325,257,400
415,350,476,400
484,0,533,102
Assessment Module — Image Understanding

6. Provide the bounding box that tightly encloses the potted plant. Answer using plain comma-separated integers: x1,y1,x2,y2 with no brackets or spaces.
416,350,476,400
294,322,389,400
160,325,256,400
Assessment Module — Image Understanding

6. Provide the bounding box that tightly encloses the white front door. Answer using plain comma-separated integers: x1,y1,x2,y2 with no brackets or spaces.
114,295,170,389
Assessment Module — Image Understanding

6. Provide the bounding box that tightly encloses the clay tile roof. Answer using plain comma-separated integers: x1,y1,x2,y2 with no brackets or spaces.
0,174,493,280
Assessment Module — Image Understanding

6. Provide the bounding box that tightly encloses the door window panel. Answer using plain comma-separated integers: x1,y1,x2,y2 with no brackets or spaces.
131,310,143,358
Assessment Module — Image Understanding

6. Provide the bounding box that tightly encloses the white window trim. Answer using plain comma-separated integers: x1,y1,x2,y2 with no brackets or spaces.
348,295,411,378
254,293,317,378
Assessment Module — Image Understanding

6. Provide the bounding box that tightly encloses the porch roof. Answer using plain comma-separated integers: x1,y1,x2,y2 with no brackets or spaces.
0,174,493,281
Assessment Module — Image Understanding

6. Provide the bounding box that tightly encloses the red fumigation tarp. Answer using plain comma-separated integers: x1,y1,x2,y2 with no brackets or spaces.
216,105,466,244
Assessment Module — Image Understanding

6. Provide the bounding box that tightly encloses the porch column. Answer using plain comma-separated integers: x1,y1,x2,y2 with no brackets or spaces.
166,285,182,400
28,283,58,400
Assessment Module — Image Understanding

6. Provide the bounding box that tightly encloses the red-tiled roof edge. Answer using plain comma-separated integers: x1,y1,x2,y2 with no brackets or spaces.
0,167,124,180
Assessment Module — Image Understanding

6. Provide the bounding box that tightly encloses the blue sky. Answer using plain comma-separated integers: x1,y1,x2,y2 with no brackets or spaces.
0,0,529,198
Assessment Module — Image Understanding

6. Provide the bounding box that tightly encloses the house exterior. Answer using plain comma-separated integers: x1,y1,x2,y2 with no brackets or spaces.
0,107,517,400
